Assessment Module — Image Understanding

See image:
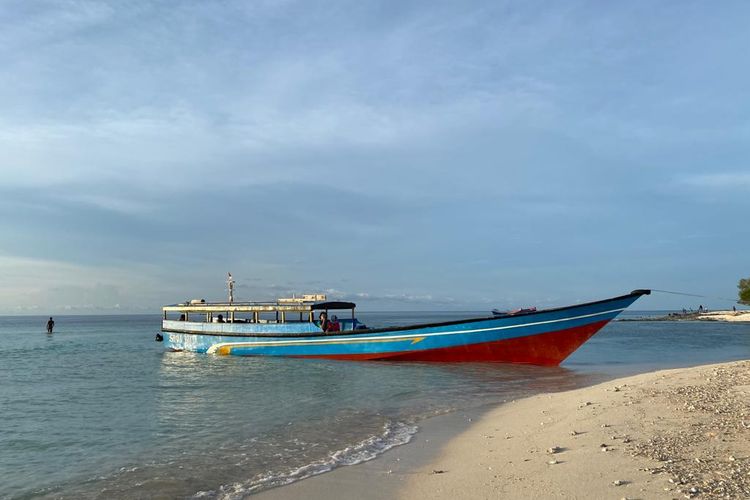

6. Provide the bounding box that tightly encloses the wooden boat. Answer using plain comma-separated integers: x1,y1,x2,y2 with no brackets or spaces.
492,307,537,316
159,289,650,365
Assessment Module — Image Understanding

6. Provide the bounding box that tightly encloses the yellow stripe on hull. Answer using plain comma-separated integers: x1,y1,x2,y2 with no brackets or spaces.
211,335,424,355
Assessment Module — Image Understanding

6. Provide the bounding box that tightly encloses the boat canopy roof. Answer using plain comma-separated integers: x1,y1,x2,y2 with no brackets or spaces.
311,301,355,310
162,296,355,314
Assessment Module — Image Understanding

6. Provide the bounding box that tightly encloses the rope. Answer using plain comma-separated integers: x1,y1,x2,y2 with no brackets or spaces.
650,289,741,304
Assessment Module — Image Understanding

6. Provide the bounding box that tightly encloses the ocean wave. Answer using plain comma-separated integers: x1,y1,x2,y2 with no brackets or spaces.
194,420,418,499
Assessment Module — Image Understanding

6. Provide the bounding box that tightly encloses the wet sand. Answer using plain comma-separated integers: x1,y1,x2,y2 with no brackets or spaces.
253,410,474,499
258,360,750,499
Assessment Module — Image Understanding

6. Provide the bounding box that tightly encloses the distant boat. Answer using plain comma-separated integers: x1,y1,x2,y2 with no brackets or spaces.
492,307,537,316
158,290,651,366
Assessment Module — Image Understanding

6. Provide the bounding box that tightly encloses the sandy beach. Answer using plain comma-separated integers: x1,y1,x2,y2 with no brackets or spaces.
633,310,750,323
258,360,750,499
400,360,750,499
697,311,750,323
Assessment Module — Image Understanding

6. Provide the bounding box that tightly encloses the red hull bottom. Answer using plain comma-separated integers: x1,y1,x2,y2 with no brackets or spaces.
294,320,611,365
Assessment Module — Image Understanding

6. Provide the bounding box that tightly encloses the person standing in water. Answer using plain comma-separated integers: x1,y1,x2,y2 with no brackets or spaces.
46,317,55,334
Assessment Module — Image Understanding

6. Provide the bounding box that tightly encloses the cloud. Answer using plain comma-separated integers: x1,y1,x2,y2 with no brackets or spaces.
0,254,171,314
1,0,568,193
0,1,749,310
679,172,750,191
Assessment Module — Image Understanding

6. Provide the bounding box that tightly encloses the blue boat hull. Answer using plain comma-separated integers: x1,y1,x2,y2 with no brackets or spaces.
161,290,649,365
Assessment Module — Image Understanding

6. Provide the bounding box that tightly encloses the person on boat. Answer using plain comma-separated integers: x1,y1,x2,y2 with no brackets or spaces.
318,312,330,332
328,315,341,333
46,317,54,334
179,314,186,321
217,314,225,323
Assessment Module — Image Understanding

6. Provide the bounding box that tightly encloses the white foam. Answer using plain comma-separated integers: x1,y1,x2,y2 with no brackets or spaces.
205,421,418,499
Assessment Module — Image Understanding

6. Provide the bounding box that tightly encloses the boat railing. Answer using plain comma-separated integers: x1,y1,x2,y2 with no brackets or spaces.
162,299,357,324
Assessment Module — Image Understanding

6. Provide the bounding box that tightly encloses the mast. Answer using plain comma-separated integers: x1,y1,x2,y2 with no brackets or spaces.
227,272,235,304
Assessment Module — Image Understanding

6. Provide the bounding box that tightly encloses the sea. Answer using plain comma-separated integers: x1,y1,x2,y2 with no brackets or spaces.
1,311,749,499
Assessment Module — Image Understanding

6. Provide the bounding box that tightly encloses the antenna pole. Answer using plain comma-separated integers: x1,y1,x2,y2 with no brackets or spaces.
227,272,235,304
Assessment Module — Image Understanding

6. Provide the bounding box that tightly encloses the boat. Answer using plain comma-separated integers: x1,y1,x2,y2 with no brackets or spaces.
492,307,537,316
158,289,650,365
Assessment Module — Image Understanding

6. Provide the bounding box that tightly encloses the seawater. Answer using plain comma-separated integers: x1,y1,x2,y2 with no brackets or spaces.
1,311,748,499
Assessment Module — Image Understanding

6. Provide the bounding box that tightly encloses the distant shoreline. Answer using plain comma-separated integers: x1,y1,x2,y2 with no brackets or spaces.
620,309,750,323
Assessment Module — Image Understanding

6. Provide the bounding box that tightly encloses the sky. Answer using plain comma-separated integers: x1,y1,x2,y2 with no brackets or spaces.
0,0,748,314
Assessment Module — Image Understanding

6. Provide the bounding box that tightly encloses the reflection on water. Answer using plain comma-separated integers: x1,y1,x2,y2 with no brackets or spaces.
0,314,748,499
47,352,604,498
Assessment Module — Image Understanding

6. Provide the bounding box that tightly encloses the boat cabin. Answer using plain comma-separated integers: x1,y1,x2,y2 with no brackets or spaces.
162,294,360,334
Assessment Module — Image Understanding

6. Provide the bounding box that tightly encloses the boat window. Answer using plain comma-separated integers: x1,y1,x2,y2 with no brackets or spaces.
257,312,279,324
163,307,341,324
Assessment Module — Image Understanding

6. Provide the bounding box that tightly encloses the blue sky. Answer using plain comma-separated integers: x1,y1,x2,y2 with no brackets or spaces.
1,0,748,313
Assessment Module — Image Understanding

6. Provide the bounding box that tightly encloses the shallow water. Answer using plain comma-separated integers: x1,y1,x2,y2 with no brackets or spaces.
0,312,748,499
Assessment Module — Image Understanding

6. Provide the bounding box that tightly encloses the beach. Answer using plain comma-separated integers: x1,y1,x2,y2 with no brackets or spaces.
625,310,750,323
697,311,750,323
260,360,750,499
401,360,750,499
